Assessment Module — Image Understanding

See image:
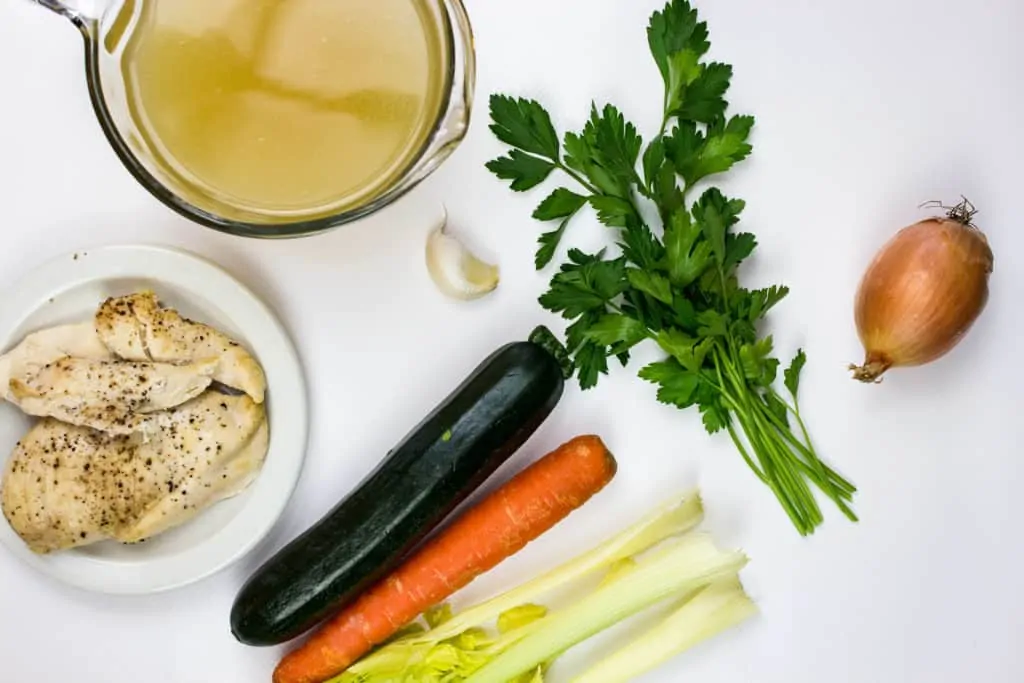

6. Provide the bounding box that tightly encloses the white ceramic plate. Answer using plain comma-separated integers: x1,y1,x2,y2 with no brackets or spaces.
0,244,307,594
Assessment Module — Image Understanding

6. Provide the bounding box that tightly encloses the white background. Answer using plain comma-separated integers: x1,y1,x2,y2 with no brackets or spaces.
1,0,1022,681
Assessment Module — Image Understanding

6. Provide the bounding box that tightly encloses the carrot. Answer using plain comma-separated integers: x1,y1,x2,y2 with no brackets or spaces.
272,435,617,683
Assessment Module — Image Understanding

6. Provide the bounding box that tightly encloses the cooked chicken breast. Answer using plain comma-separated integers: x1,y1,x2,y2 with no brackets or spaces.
0,290,273,554
118,418,269,543
8,357,217,435
0,420,132,553
96,291,266,402
0,322,112,402
1,391,268,554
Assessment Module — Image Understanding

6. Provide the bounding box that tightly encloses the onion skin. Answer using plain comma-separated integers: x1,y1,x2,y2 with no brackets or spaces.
851,211,994,382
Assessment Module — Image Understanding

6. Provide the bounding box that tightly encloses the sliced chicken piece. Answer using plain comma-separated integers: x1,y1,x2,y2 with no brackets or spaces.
7,357,217,435
1,391,268,554
115,391,267,542
96,291,266,403
0,322,112,402
118,417,269,542
0,421,149,553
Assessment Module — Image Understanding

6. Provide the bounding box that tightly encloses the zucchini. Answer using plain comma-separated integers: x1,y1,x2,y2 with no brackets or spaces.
230,329,567,646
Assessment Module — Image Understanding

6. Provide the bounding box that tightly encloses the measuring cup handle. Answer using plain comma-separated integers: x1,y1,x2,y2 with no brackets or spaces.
28,0,102,24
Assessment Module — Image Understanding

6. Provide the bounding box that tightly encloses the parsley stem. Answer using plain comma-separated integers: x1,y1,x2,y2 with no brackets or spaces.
717,342,857,534
714,345,817,534
749,393,857,520
555,162,601,197
785,399,849,492
729,402,806,532
725,421,767,484
757,430,816,531
746,418,811,534
659,110,671,140
755,394,858,513
714,362,767,485
759,411,850,494
789,451,856,502
751,408,823,528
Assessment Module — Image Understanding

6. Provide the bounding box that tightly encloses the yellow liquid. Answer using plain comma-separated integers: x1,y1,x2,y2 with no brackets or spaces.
117,0,446,220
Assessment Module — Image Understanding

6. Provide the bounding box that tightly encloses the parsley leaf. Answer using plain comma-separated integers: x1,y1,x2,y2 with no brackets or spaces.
642,138,666,191
665,115,754,187
696,309,729,338
648,0,709,92
589,196,638,228
699,398,728,434
663,122,703,184
619,223,665,270
532,188,589,268
692,188,745,266
622,289,666,332
536,218,573,269
585,314,649,349
593,104,643,190
672,297,699,331
565,311,599,353
765,391,790,427
656,329,713,372
664,209,713,287
737,285,790,322
785,348,807,398
565,130,623,198
666,51,704,116
488,95,560,159
700,115,755,176
561,105,644,200
533,188,588,221
652,159,685,215
628,269,674,305
639,359,701,408
739,336,779,387
575,342,610,390
673,62,732,122
729,318,757,345
539,251,627,319
486,150,555,192
724,232,757,271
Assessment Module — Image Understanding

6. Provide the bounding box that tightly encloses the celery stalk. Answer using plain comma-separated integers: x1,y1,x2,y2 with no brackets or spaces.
335,607,546,682
328,493,716,683
570,577,758,683
406,493,703,644
464,533,748,683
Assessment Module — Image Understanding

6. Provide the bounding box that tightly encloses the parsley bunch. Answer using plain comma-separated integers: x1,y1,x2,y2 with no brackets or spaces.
486,0,856,535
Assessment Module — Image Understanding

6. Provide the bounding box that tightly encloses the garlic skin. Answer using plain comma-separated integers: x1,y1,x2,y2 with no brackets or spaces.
851,206,993,383
425,214,500,301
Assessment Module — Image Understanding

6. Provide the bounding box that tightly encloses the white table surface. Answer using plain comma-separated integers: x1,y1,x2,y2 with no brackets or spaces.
1,0,1022,681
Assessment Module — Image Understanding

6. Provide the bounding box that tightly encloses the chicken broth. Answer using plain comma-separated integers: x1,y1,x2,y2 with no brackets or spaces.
113,0,447,221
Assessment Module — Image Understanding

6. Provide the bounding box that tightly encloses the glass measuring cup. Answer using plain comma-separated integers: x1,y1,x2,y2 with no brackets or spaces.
27,0,475,238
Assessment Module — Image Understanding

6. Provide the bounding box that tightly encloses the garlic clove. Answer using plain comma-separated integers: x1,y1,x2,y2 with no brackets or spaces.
426,212,499,301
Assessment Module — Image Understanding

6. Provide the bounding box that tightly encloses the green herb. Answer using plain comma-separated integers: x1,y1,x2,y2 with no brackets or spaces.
486,0,856,535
